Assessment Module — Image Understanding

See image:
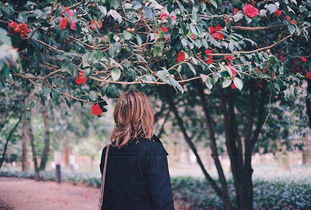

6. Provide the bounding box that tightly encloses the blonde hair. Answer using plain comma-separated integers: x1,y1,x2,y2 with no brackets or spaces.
110,90,154,148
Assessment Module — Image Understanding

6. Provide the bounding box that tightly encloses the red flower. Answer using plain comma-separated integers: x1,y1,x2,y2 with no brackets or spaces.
91,104,103,116
209,25,224,40
75,77,87,85
59,17,68,29
75,70,87,85
205,49,213,55
8,22,18,28
191,33,196,40
274,10,282,16
285,16,291,21
231,83,237,89
224,55,234,64
306,72,311,80
160,27,168,32
8,22,30,37
170,15,176,20
242,4,259,18
230,66,237,79
89,20,103,30
262,69,267,74
160,13,168,20
290,20,297,24
212,32,224,40
233,8,239,15
205,56,213,64
209,25,222,34
176,51,186,62
300,57,307,63
280,56,285,61
69,21,76,30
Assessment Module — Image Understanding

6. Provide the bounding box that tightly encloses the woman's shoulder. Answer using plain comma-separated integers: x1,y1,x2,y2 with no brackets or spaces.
101,135,168,156
139,135,168,155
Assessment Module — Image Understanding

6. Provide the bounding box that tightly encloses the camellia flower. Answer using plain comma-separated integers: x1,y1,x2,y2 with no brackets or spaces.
205,49,213,55
59,17,68,29
75,70,87,85
300,57,307,63
280,55,285,61
290,20,297,24
176,51,186,62
233,8,239,15
70,21,76,30
89,20,103,30
204,49,213,64
242,4,259,18
274,10,282,16
212,32,224,40
160,27,168,32
305,72,311,80
224,55,234,65
229,66,237,79
205,56,213,64
8,21,30,37
91,104,103,116
209,25,224,40
285,16,291,21
160,13,168,20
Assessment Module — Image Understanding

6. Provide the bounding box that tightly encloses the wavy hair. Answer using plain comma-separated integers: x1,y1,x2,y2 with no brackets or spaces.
110,90,154,148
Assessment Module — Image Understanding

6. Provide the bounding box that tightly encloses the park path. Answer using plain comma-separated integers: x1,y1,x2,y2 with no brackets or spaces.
0,177,99,210
0,177,183,210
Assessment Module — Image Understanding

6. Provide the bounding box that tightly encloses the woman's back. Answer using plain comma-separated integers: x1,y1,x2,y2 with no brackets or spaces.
99,135,175,210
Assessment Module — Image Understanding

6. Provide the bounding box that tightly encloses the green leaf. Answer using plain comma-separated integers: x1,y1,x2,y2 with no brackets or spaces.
143,7,153,19
169,78,184,93
98,6,107,16
108,10,122,23
111,68,121,81
136,34,142,46
0,28,12,45
209,0,218,8
233,77,243,90
186,63,196,75
222,79,232,88
288,25,296,34
123,31,132,40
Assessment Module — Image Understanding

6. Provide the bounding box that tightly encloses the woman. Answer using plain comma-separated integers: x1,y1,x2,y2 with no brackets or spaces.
99,90,175,210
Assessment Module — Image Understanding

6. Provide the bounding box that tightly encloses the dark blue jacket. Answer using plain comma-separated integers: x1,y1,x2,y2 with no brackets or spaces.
99,135,175,210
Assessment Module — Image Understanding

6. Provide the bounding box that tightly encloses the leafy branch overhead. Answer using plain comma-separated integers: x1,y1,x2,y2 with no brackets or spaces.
0,0,310,110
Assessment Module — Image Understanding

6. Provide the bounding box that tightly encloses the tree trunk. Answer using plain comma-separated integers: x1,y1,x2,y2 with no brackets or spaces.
21,119,30,172
39,108,50,171
28,121,41,181
196,82,232,210
0,117,21,169
165,90,226,205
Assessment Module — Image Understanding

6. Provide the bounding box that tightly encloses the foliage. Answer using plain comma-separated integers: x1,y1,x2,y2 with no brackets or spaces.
0,0,310,109
171,176,311,210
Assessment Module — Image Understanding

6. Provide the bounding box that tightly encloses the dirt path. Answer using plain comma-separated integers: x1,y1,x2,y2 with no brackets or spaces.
0,177,100,210
0,177,183,210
